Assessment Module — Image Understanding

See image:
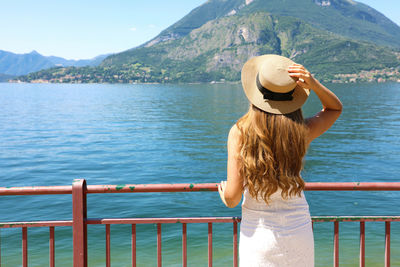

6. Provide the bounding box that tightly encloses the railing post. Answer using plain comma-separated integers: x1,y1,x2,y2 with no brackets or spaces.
157,223,162,267
359,222,365,267
22,227,28,267
106,224,111,267
233,221,238,267
50,227,55,267
334,221,339,267
385,221,390,267
132,224,136,267
208,223,212,267
182,223,187,267
72,179,87,267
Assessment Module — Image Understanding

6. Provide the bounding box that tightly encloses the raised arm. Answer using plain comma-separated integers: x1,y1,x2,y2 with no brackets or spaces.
288,64,343,144
218,124,244,208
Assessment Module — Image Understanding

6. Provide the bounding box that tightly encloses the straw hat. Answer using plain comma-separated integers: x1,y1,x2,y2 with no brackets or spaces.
241,54,310,114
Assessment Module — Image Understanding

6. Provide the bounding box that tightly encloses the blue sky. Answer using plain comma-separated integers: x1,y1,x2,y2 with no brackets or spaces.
0,0,398,60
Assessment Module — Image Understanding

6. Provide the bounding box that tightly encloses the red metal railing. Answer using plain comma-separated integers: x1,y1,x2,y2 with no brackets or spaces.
1,180,400,267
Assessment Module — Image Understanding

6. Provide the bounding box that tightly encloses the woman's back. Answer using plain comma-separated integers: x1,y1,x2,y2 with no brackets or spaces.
241,188,311,233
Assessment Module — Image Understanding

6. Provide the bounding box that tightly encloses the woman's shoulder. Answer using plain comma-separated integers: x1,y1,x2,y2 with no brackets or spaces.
228,124,241,140
227,124,241,150
229,123,239,133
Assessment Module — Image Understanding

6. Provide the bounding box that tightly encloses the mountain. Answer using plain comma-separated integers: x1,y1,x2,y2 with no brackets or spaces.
100,11,399,82
148,0,400,49
13,0,400,83
0,50,54,76
0,50,109,76
47,54,110,68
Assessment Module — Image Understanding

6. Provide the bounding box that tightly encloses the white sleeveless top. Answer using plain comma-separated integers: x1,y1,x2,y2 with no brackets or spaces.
240,188,314,267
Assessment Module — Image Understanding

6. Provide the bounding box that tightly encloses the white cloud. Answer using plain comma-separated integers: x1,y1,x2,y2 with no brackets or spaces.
130,27,137,31
148,24,156,28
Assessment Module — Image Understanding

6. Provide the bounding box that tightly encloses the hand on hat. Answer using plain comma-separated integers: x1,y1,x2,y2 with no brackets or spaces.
288,64,317,90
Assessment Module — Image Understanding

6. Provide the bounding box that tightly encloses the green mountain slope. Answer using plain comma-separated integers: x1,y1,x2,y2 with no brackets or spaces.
144,0,244,46
239,0,400,48
14,0,400,84
146,0,400,49
105,12,399,81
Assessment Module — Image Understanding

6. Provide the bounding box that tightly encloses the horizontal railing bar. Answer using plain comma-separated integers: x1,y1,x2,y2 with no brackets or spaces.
1,216,399,229
0,186,72,196
312,216,400,222
2,216,399,229
0,221,72,228
87,217,241,225
86,183,219,193
87,216,400,225
305,182,400,191
86,182,400,193
1,182,400,196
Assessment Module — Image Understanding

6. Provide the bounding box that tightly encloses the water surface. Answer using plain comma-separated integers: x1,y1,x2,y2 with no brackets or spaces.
0,82,399,266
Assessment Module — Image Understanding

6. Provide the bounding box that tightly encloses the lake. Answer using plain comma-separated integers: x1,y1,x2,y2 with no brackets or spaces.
0,82,399,266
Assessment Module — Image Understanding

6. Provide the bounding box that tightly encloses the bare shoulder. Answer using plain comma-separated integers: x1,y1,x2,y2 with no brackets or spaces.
227,124,241,152
229,124,240,136
228,124,241,142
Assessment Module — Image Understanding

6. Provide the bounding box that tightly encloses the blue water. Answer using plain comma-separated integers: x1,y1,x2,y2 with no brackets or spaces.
0,82,399,266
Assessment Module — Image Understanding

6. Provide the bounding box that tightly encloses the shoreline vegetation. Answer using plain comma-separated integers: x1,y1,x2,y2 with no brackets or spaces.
9,67,400,84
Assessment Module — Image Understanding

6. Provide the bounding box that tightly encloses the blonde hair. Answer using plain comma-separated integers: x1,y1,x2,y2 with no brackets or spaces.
237,105,309,204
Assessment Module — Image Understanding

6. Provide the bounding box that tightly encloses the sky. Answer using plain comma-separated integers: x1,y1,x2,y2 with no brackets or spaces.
0,0,399,60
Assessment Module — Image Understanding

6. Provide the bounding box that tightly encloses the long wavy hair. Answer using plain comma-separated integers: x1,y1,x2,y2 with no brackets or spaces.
236,105,309,204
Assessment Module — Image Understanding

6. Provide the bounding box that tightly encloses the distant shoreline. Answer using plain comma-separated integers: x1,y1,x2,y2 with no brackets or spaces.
8,66,400,85
6,80,400,85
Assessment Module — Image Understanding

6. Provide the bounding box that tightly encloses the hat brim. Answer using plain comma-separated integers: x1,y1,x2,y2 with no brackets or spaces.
241,55,310,114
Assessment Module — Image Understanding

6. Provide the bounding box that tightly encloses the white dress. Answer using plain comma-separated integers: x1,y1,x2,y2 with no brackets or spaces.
239,188,314,267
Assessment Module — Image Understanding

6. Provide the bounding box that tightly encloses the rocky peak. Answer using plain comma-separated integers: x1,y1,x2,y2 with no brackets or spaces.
29,50,41,55
145,33,181,47
226,0,253,17
314,0,331,6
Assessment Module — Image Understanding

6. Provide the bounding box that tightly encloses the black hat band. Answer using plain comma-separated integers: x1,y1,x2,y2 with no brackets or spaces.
256,74,294,101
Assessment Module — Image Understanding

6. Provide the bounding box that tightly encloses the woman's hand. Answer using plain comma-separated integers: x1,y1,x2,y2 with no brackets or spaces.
288,64,317,90
218,181,228,207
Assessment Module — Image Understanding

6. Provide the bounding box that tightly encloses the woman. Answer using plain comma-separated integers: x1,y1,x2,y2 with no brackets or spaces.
218,54,342,266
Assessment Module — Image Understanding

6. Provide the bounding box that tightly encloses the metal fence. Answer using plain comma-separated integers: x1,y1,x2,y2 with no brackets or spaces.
1,180,400,267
